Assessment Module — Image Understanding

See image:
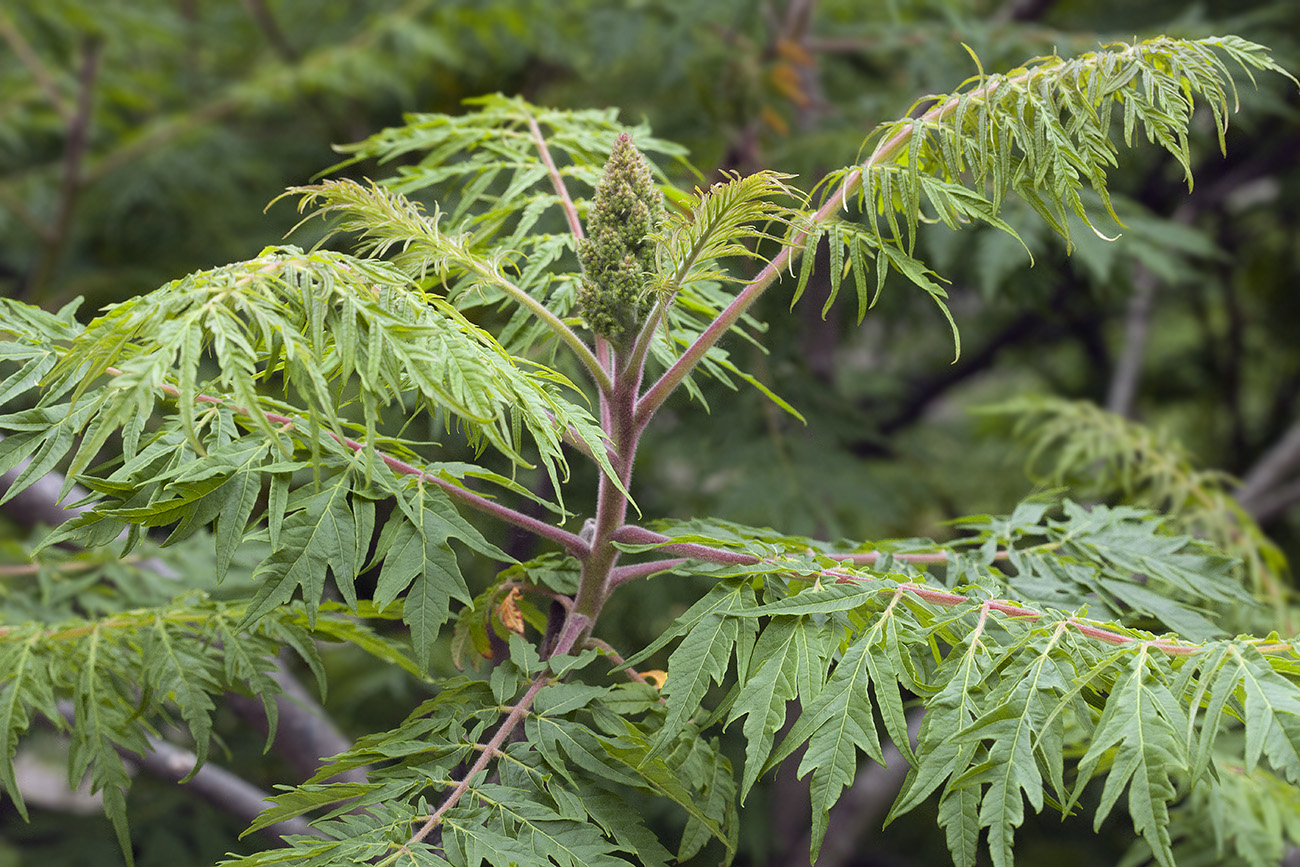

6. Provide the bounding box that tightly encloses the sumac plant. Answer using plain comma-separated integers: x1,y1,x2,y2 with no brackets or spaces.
1,35,1298,867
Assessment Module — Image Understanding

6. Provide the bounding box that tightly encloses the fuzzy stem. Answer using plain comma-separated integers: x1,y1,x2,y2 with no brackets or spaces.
634,190,841,427
605,525,1219,654
520,112,614,393
611,525,968,566
474,266,611,395
572,368,639,621
527,114,585,241
585,637,663,689
609,557,689,587
400,672,550,850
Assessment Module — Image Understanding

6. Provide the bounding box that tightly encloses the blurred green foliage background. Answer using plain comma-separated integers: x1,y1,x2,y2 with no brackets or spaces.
2,1,1299,864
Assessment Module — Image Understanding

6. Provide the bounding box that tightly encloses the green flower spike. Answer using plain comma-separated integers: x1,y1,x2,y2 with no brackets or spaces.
577,133,664,349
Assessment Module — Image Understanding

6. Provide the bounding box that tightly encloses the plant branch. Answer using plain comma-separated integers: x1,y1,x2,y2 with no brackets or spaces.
608,557,689,587
464,265,610,395
135,731,327,841
634,64,1018,425
609,525,1274,656
358,433,590,557
239,0,298,62
584,637,659,686
637,38,1215,425
623,296,669,412
527,114,584,241
399,673,547,851
136,730,326,841
225,654,368,785
398,612,591,855
1106,203,1193,418
1236,417,1300,519
610,525,958,566
104,368,592,558
1243,478,1300,525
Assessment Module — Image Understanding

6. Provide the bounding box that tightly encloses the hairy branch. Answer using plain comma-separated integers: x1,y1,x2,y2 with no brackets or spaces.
527,114,585,241
608,557,689,587
633,73,942,424
103,368,592,558
473,265,611,395
584,637,662,688
610,525,1284,656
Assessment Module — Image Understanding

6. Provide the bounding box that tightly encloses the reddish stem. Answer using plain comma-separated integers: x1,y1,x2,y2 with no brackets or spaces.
106,368,591,557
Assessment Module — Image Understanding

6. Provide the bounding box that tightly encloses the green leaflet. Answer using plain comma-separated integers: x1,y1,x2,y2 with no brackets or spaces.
0,637,55,821
1235,645,1300,784
142,614,219,776
466,783,632,867
35,242,606,511
370,491,475,670
725,615,830,800
576,784,674,867
244,782,380,838
947,626,1079,867
953,498,1258,639
1070,647,1188,867
986,395,1286,606
242,476,359,627
890,619,993,824
756,594,925,864
598,718,736,859
621,577,757,758
1158,760,1300,865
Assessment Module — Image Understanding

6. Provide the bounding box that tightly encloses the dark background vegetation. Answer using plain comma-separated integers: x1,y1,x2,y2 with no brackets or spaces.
2,1,1298,864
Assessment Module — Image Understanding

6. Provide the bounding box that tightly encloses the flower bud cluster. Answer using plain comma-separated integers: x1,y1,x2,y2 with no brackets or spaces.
577,133,664,348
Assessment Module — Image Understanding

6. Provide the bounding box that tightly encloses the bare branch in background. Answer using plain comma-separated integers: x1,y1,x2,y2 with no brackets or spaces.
992,0,1060,23
1105,265,1159,419
1237,419,1300,521
227,657,368,785
239,0,298,62
25,36,102,300
0,439,365,803
0,10,74,122
52,702,325,842
1106,202,1194,419
1,455,93,532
